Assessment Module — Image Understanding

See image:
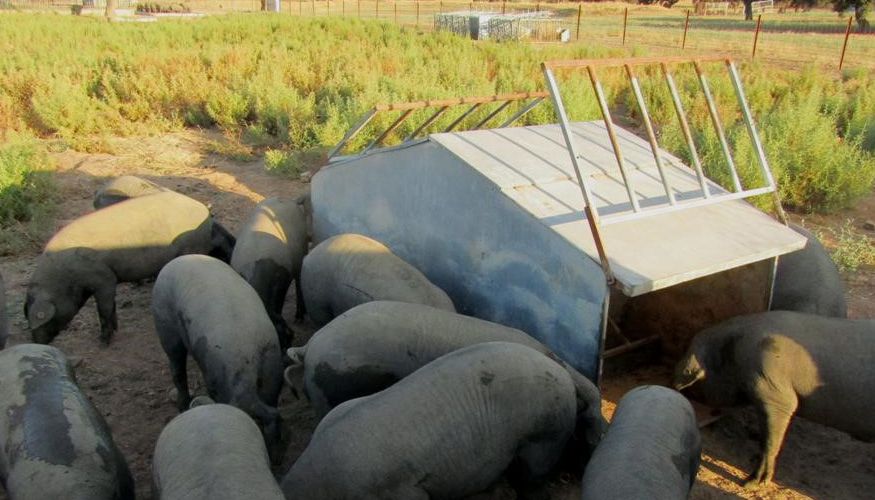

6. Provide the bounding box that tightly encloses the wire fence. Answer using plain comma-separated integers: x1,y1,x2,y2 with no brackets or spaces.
251,1,875,71
6,0,874,72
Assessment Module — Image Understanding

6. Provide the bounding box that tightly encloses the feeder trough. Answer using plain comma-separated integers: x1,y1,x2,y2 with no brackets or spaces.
309,56,806,384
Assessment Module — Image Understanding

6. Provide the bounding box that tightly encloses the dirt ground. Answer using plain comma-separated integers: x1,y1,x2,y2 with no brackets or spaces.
1,130,873,499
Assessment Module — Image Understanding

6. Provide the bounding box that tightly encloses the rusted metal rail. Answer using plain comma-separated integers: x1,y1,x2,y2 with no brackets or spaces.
328,92,548,161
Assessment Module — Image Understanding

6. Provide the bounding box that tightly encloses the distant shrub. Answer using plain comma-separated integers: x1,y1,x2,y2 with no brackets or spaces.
136,2,190,13
0,134,54,228
0,15,872,212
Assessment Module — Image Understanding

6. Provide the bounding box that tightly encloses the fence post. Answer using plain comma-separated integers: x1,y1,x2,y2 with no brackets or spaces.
342,0,345,16
502,1,506,14
311,0,314,15
752,14,762,58
536,2,540,12
299,0,301,15
416,1,419,27
576,4,581,41
439,1,442,15
622,7,628,45
839,16,853,70
682,10,690,49
327,0,329,16
376,0,379,19
357,0,360,17
394,2,397,23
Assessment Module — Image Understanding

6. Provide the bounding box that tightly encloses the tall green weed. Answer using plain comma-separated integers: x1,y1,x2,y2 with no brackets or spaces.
0,14,873,212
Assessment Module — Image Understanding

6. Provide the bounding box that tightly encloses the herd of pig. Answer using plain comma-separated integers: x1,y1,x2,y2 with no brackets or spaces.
0,174,872,499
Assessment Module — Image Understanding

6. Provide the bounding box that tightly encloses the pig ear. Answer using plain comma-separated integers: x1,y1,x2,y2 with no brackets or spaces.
189,396,215,409
284,364,305,400
27,299,56,329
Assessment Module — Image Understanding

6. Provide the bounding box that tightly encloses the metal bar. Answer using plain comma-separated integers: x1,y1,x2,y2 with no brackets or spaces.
682,10,690,49
542,64,613,281
752,14,762,58
587,65,641,212
403,106,449,142
365,109,414,151
498,97,545,128
599,186,774,226
625,64,676,205
543,55,730,70
375,92,548,112
443,103,482,132
839,16,853,71
661,63,710,198
473,100,512,130
622,7,628,45
725,60,788,223
602,334,660,359
694,61,742,193
326,108,378,159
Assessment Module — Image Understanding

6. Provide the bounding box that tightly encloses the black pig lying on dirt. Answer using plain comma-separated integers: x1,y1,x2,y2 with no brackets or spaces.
770,224,846,317
580,385,701,500
151,403,284,500
300,233,455,327
285,300,606,458
231,196,308,348
93,175,168,209
674,311,875,487
280,342,577,500
25,191,235,345
0,344,134,500
151,255,283,455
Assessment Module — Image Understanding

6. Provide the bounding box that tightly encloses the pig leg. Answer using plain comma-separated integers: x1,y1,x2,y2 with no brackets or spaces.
744,385,798,488
158,330,192,412
82,265,118,345
507,437,566,500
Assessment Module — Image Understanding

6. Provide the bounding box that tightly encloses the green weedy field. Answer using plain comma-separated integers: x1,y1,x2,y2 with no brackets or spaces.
1,12,874,236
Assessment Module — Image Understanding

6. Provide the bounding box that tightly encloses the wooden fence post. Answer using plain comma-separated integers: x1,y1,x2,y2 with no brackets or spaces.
357,0,360,17
839,16,853,70
752,14,762,58
394,2,397,23
682,10,690,49
326,0,329,16
622,7,628,45
342,0,345,16
299,0,302,15
576,4,581,41
416,1,420,27
502,0,506,14
536,2,540,12
376,0,379,19
439,1,442,15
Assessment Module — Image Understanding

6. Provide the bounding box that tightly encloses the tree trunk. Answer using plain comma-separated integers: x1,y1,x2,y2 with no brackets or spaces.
743,0,753,20
105,0,117,21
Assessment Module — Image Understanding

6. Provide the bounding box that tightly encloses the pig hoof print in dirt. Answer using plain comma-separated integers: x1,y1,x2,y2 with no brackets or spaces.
580,385,701,500
231,196,308,348
285,300,606,456
25,191,235,345
151,254,283,451
152,403,284,500
674,310,875,488
281,341,577,500
0,344,134,500
300,233,455,327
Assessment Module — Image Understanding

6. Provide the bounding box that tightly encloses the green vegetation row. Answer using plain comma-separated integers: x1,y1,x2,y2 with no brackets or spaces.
1,13,874,227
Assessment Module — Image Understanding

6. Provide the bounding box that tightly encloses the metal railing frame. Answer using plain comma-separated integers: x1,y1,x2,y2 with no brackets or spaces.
326,92,548,162
541,55,788,282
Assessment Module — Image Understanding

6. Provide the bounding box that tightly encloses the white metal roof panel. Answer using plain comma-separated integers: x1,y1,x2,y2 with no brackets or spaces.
431,122,806,296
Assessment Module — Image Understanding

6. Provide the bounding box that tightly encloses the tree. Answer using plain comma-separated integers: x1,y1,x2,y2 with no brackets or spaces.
105,0,117,21
833,0,871,30
742,0,753,20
